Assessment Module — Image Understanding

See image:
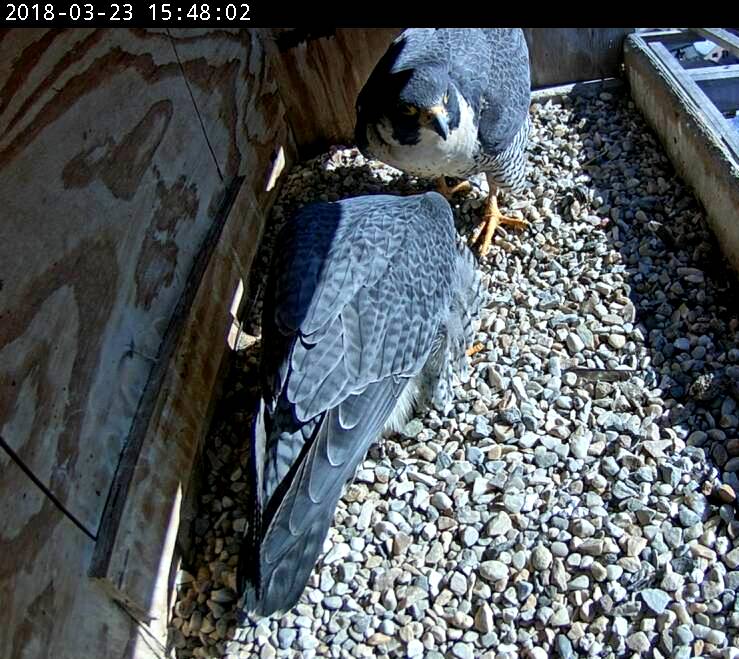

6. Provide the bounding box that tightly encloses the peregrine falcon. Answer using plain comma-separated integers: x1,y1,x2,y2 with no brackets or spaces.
355,28,531,256
238,192,483,616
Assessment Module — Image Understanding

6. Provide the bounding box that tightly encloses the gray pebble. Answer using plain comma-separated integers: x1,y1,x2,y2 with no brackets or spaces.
641,588,671,614
555,633,574,659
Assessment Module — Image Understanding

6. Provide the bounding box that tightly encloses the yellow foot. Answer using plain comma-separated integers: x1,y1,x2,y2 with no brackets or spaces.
466,342,484,357
469,195,528,257
437,176,473,199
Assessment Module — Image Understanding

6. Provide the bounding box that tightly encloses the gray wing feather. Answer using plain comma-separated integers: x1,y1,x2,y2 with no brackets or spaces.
340,301,363,378
250,378,404,615
241,192,463,616
475,29,531,153
278,194,454,419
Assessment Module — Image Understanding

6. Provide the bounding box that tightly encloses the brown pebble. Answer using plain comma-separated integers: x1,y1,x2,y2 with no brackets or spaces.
718,483,736,504
366,633,392,646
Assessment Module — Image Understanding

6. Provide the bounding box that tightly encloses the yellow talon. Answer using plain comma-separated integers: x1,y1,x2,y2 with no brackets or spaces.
469,193,528,257
466,342,484,357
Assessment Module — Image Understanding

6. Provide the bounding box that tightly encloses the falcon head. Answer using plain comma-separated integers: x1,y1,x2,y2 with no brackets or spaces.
390,66,458,142
357,58,460,150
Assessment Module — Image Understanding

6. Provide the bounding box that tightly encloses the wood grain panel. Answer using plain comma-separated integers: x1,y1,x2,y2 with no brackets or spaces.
0,458,162,659
88,27,296,635
0,28,227,534
625,34,739,272
524,28,634,88
96,181,270,639
164,28,296,203
265,27,401,157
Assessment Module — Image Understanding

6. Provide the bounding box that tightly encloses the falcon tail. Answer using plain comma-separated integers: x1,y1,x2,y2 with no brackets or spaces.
238,378,407,617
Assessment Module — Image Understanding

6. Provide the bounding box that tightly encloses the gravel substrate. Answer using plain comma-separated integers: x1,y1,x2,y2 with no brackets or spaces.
169,89,739,659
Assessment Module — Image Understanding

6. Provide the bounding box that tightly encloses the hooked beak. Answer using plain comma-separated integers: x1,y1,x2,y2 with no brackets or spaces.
423,105,449,140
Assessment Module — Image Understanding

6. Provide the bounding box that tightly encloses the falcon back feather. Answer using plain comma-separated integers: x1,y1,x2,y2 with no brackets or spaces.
238,192,483,616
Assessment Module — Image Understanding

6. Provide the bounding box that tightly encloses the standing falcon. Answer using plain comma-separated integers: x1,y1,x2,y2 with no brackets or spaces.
238,192,483,617
356,28,531,256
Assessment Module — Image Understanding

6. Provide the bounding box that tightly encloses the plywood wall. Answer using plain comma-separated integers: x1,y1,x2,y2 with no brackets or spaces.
0,27,295,659
524,28,634,88
90,27,297,642
265,28,402,156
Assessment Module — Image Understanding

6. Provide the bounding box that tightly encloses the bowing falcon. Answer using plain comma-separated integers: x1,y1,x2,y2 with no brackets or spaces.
356,28,531,256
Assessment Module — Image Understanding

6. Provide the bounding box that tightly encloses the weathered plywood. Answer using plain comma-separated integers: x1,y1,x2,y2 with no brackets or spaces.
0,458,160,659
265,28,401,156
647,41,739,160
625,34,739,273
165,28,295,205
524,28,634,88
88,27,296,640
690,63,739,81
1,26,294,658
97,181,270,641
0,28,227,535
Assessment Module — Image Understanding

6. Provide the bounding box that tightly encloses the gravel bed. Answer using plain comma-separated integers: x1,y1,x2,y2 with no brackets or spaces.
169,89,739,659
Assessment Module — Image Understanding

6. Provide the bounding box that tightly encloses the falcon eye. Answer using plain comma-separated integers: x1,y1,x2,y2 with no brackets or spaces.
400,104,417,116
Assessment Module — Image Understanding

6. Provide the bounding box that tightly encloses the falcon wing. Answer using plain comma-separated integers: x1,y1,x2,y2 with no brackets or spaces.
241,193,459,615
474,28,531,154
